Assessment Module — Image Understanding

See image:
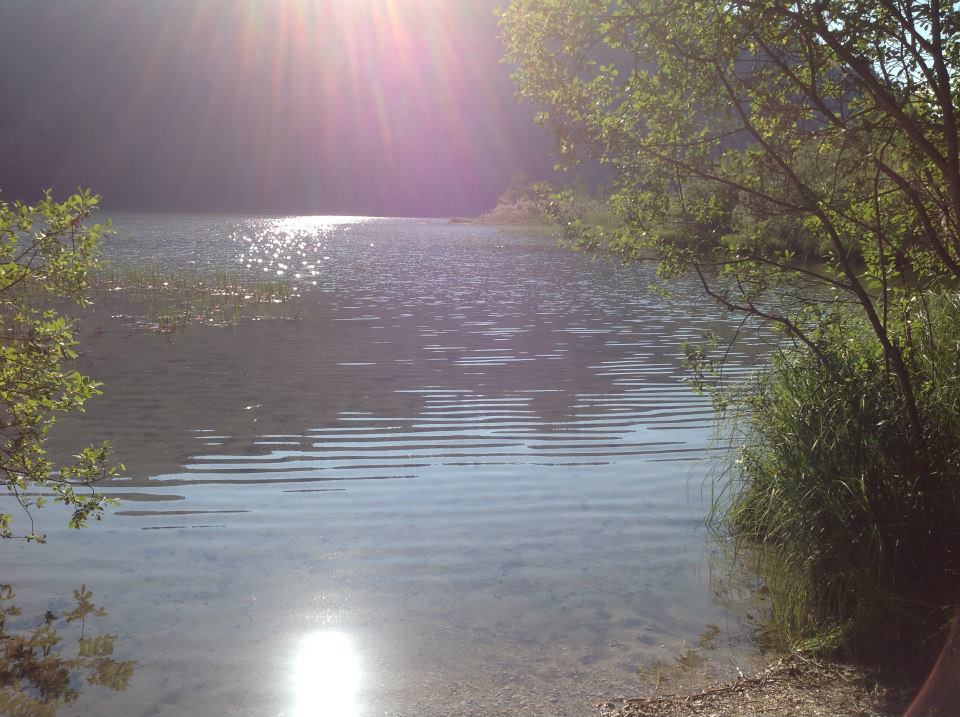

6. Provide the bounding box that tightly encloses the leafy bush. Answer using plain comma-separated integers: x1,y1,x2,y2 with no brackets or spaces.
0,191,121,541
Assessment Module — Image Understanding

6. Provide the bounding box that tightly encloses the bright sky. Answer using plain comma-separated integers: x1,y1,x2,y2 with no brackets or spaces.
0,0,555,216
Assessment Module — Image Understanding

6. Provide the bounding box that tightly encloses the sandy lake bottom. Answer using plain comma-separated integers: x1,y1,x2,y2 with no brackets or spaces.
1,216,763,716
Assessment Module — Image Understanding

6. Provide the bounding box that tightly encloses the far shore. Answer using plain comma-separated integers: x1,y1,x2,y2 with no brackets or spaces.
449,214,556,227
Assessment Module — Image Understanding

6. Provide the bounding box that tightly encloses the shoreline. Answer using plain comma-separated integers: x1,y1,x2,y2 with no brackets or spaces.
599,655,916,717
449,214,557,227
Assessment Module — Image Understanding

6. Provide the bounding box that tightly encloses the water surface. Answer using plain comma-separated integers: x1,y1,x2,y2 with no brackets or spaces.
1,216,758,716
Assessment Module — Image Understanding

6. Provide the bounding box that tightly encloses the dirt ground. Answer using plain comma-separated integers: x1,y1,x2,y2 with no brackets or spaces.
596,656,917,717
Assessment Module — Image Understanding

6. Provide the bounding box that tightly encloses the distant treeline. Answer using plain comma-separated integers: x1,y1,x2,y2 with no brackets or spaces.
454,172,614,226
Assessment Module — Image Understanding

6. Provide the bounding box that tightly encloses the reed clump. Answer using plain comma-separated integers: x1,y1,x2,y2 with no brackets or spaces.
721,292,960,661
93,266,298,332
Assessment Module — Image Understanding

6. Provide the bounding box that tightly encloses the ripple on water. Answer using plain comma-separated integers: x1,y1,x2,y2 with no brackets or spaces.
9,217,764,716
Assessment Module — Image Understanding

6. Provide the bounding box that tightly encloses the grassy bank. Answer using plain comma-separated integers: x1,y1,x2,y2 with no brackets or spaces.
717,293,960,661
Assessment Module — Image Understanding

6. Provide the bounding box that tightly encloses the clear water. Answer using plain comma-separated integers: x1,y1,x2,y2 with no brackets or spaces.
1,216,759,716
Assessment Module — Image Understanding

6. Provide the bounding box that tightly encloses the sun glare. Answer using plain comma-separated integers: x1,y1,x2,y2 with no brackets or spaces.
292,631,362,717
124,0,513,212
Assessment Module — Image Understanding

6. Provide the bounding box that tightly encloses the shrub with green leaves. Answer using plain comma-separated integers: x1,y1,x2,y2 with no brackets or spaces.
0,191,121,542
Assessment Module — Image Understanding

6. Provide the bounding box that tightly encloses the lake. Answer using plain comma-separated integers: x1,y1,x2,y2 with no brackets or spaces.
1,216,759,716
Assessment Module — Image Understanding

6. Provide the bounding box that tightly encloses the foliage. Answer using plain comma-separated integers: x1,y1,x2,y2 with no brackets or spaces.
0,191,121,542
484,171,548,223
502,0,960,656
472,171,616,226
535,182,621,250
724,295,960,657
501,0,960,437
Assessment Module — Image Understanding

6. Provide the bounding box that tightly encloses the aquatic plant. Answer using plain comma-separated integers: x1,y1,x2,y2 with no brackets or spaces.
93,266,298,333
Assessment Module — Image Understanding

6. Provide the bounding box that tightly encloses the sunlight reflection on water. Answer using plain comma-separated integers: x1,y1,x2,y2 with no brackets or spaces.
292,631,362,717
273,215,376,236
233,215,379,279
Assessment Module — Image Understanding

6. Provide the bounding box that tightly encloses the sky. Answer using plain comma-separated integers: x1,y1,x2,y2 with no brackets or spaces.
0,0,557,217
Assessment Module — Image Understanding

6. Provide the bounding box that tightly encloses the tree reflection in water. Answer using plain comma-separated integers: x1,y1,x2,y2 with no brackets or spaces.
0,584,135,716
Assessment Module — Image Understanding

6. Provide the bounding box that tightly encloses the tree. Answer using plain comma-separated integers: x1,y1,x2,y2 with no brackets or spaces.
502,0,960,436
0,191,120,542
501,0,960,654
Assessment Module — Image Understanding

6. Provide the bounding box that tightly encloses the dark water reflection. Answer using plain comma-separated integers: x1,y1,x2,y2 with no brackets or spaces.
0,584,134,716
3,217,760,716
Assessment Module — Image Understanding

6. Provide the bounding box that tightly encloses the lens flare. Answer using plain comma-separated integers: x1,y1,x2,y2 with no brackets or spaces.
105,0,516,213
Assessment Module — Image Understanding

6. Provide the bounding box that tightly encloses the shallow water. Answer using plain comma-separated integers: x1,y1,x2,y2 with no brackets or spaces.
1,216,759,716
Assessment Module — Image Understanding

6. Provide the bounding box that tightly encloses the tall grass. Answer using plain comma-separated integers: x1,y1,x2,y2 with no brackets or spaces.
720,292,960,661
92,266,298,332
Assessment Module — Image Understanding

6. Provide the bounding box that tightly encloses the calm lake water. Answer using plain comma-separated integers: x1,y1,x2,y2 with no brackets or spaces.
2,216,760,716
